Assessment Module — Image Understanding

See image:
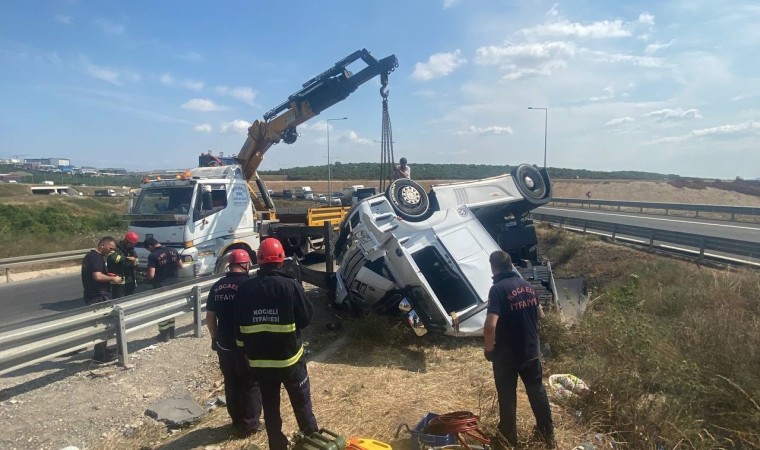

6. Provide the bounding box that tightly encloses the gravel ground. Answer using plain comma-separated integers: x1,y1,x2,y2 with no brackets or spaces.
0,310,223,450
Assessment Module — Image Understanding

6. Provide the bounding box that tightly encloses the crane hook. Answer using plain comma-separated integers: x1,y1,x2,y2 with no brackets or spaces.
380,85,389,98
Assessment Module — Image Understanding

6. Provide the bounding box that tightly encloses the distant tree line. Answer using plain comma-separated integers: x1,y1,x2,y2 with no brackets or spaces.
260,162,681,181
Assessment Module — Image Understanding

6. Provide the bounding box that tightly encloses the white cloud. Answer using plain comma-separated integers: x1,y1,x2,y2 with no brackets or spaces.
55,15,72,25
181,79,204,90
587,50,667,68
194,124,212,133
93,18,125,35
443,0,459,9
412,50,467,80
455,125,514,136
638,13,655,26
643,108,703,121
219,120,251,134
476,41,576,64
645,39,675,55
159,73,174,86
521,19,631,39
589,86,615,102
215,86,257,105
81,59,139,86
176,51,203,62
605,117,635,126
160,73,204,90
338,130,372,145
650,121,760,143
181,98,226,112
475,41,575,80
412,89,439,98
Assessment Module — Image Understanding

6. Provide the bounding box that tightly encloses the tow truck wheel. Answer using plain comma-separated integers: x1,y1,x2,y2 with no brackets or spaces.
386,179,430,221
511,164,548,204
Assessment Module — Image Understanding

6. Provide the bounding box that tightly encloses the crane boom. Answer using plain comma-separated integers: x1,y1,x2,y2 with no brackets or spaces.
235,49,398,213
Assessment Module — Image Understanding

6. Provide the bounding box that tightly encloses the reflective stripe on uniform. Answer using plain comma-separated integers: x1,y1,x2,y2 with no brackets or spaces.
248,345,304,369
158,319,175,331
239,323,296,334
236,339,244,347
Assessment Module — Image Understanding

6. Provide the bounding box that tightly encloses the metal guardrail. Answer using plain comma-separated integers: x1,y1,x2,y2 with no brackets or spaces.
0,249,89,283
0,273,226,376
551,198,760,221
531,213,760,265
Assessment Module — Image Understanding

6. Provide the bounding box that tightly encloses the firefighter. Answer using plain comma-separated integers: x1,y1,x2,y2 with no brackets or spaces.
81,236,121,362
144,237,182,342
234,238,318,450
107,231,139,299
205,249,263,436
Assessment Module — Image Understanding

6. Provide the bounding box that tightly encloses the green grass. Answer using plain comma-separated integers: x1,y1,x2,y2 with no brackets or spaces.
542,234,760,449
0,199,129,257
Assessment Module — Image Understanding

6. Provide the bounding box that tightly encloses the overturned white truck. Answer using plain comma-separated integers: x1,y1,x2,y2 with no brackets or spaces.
328,164,554,337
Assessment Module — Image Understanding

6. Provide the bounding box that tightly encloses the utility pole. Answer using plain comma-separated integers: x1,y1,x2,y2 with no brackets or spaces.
528,107,548,168
326,117,348,198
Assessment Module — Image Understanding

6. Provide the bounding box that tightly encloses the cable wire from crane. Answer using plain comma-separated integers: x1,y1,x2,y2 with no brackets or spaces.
379,84,395,192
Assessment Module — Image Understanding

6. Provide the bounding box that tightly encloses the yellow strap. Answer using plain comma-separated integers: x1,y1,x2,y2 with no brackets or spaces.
239,323,296,334
248,346,304,368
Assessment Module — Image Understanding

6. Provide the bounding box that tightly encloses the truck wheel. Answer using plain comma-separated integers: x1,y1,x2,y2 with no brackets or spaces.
386,179,430,221
511,164,548,204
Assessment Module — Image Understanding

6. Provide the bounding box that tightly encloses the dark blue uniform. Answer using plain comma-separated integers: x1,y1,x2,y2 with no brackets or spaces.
206,271,262,434
487,272,553,446
235,269,317,450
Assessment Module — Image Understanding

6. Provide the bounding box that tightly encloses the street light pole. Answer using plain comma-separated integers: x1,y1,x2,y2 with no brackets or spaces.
326,117,347,199
528,107,548,168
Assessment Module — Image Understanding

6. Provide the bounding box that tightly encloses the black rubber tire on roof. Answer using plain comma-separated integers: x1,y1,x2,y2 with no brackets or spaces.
386,178,430,221
511,164,548,204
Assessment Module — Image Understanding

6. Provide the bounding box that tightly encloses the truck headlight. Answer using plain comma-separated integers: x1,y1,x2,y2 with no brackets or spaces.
182,255,194,263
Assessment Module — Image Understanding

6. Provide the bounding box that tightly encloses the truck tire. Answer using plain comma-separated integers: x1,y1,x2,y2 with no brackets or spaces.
511,164,548,204
386,179,430,221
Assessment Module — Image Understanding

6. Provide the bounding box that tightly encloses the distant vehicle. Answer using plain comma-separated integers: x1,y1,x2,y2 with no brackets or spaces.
283,189,293,199
94,189,117,197
317,194,327,202
330,197,342,206
8,180,17,184
42,180,54,186
295,186,314,199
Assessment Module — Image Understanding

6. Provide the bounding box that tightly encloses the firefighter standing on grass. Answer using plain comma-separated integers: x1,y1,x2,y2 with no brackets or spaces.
234,238,318,450
205,249,263,436
107,231,139,299
144,237,182,341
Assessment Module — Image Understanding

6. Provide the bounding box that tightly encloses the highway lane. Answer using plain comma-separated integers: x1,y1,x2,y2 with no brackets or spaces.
0,274,153,328
536,206,760,243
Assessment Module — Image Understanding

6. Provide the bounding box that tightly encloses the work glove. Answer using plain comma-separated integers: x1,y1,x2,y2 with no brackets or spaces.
211,338,219,352
483,349,494,362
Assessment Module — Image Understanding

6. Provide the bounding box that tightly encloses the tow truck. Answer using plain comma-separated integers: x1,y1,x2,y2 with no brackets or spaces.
127,49,398,278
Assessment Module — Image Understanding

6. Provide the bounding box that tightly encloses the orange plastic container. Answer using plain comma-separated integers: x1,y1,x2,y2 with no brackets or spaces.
347,438,392,450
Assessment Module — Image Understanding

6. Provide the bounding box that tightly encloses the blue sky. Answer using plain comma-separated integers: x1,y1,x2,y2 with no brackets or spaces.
1,1,758,179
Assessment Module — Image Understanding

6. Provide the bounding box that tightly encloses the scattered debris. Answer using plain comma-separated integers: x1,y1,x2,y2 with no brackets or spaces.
145,392,207,427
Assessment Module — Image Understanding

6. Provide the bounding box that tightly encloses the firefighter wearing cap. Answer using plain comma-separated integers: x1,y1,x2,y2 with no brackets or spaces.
144,237,182,341
205,249,263,436
234,238,318,450
107,231,140,299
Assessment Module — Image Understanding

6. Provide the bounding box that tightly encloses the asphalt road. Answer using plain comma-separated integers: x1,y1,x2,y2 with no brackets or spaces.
536,206,760,243
0,274,152,328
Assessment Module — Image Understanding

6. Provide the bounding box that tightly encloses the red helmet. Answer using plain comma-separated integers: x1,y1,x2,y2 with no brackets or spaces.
229,249,251,264
124,231,139,245
257,238,285,263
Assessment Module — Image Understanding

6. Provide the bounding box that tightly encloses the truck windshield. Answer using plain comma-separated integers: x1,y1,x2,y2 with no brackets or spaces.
133,186,194,214
412,246,479,313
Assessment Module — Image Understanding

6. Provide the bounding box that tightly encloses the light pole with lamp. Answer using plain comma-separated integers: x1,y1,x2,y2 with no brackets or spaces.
527,107,548,168
326,117,347,199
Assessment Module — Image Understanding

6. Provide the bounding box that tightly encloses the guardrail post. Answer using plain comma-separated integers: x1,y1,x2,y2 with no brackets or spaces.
731,212,736,221
582,221,588,234
4,267,9,283
612,224,617,241
699,238,705,263
558,217,564,229
113,305,130,368
324,221,334,274
617,205,621,211
665,208,669,216
649,229,655,251
192,286,202,338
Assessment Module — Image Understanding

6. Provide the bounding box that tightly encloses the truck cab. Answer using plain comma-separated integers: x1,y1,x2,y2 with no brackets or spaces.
127,165,259,279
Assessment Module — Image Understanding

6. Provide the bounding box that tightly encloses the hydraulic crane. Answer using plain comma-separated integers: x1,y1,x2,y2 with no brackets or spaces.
220,49,398,215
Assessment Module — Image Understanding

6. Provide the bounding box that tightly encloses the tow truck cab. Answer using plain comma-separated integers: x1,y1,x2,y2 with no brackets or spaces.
127,165,260,279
